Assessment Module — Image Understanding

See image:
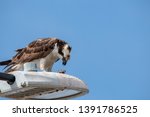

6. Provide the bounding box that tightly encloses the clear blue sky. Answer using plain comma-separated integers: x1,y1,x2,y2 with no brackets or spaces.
0,0,150,100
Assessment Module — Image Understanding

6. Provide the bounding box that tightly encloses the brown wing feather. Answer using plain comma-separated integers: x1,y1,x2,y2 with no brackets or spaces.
11,38,59,64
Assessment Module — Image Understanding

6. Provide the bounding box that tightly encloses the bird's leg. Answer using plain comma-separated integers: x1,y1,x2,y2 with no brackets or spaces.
39,67,49,72
39,65,47,72
45,67,52,72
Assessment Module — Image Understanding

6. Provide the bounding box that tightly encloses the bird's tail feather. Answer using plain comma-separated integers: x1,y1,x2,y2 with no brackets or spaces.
4,65,15,73
0,60,11,66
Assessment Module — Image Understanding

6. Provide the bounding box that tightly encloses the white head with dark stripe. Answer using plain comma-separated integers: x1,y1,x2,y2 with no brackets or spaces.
56,40,72,65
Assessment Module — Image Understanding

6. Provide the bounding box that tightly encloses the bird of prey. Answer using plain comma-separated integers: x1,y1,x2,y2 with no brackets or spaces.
0,38,72,73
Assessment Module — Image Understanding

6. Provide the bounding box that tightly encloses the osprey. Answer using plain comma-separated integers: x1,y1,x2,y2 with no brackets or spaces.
0,38,72,73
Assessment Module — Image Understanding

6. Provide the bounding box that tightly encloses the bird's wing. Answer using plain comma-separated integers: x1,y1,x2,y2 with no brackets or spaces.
12,38,59,64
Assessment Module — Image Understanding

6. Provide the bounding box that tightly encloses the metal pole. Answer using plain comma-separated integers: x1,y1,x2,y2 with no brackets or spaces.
0,72,15,85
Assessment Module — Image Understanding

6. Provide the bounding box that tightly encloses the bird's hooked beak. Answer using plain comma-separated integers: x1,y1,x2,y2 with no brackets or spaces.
62,55,70,65
62,60,67,65
62,58,67,65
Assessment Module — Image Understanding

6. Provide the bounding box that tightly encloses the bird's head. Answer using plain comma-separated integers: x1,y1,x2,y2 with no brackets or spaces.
57,41,72,65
